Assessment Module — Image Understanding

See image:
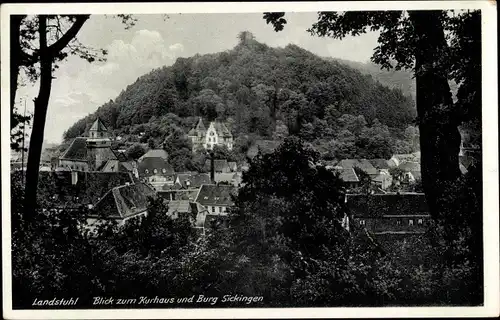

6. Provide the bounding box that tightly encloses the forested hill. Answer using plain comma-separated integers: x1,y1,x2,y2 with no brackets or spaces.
332,58,416,99
63,34,417,156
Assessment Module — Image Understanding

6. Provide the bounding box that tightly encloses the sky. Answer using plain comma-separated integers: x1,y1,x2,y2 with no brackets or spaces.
16,13,379,144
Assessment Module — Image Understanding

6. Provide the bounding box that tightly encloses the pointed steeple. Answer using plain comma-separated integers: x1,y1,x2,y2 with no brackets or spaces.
89,118,109,139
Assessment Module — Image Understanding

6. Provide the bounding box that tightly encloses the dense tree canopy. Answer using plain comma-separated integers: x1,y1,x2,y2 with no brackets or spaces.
63,35,416,150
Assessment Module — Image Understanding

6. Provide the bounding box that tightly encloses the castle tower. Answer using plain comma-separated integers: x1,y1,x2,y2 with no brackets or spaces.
86,118,114,170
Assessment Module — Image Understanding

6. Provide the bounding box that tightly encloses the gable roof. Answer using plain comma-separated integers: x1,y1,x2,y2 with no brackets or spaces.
175,173,211,188
188,118,207,136
59,137,117,164
37,171,134,208
346,193,429,218
211,121,232,138
337,159,377,175
369,159,391,170
60,137,88,160
101,159,136,173
214,172,242,186
333,168,359,183
139,149,169,161
398,161,421,172
93,182,156,219
138,157,174,176
195,184,236,206
204,159,230,172
167,200,192,215
90,118,108,132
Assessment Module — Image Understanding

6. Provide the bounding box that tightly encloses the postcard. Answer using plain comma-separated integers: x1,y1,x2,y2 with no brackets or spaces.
1,1,498,319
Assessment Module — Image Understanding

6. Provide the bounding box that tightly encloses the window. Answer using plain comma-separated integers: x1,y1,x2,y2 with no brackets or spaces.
100,132,103,137
359,219,365,226
204,196,209,200
408,219,414,226
210,132,214,136
212,206,215,213
396,220,402,226
418,219,423,225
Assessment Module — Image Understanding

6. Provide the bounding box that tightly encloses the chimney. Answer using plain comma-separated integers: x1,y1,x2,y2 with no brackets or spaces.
210,155,215,184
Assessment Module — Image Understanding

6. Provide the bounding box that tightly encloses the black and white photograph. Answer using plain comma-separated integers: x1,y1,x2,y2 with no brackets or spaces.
1,1,498,319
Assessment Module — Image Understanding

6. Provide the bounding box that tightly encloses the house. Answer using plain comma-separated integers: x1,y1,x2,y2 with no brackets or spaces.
190,202,229,235
332,168,360,189
369,159,393,170
214,172,243,187
139,149,169,162
346,193,430,235
336,159,378,176
59,118,118,171
100,159,139,178
174,172,212,189
390,152,421,167
204,121,233,150
203,159,231,174
166,200,192,219
137,150,175,190
89,182,156,227
398,161,421,184
194,184,236,216
187,118,207,152
187,118,234,151
371,171,393,190
36,171,135,210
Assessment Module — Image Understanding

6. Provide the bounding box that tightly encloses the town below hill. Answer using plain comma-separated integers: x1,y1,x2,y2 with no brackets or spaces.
60,34,420,168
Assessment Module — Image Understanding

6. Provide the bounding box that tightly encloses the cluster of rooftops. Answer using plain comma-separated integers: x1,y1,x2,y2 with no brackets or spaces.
26,118,479,236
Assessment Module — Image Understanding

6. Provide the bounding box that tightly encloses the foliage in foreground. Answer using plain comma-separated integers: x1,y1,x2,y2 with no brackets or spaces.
12,138,482,308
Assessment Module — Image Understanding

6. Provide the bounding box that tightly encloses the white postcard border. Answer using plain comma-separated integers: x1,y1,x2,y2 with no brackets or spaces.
1,1,498,319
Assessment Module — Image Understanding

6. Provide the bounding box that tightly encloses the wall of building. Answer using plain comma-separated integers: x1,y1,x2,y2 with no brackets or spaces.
59,159,89,171
206,205,229,215
353,215,429,234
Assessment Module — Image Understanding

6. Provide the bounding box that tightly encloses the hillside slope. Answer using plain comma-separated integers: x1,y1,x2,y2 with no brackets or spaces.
64,36,417,146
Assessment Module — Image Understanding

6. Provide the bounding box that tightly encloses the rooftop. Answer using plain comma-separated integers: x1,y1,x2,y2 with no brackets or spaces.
204,159,230,172
37,171,134,208
93,182,156,219
89,118,108,132
139,149,169,161
138,157,175,176
332,168,359,183
346,193,429,218
195,184,237,207
175,173,212,188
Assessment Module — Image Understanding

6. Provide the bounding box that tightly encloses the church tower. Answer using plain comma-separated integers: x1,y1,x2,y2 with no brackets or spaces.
86,118,114,170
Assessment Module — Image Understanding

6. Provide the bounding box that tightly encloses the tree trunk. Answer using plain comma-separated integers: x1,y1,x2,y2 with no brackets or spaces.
409,11,462,221
24,16,53,219
10,15,23,118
